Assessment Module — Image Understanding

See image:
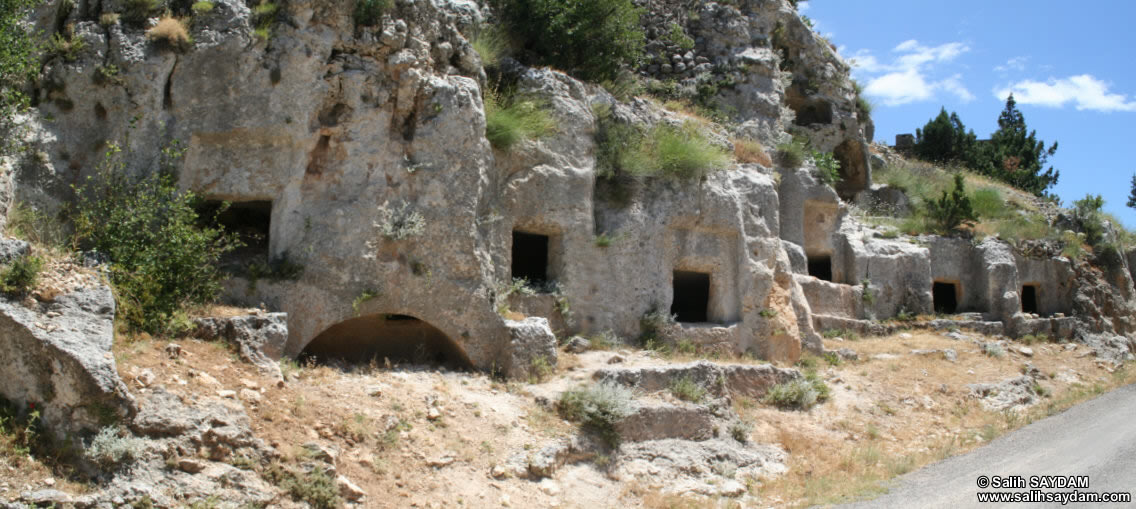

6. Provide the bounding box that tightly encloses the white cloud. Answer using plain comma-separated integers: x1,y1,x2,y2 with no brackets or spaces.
851,40,973,106
797,1,810,12
994,56,1028,73
940,74,976,103
995,75,1136,112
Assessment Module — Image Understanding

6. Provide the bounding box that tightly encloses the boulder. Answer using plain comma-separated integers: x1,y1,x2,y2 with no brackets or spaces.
192,313,288,380
503,317,558,379
0,284,135,440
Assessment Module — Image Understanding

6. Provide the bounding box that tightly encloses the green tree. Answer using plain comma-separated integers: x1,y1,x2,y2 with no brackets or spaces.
74,143,240,334
913,107,979,165
925,174,978,233
0,0,42,152
488,0,646,82
976,94,1059,195
1126,174,1136,210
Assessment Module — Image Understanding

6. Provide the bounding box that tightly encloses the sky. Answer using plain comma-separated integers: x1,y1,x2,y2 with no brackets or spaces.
799,1,1136,226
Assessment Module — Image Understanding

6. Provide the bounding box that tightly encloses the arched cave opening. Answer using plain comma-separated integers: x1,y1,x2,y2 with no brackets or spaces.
932,282,959,315
300,314,472,370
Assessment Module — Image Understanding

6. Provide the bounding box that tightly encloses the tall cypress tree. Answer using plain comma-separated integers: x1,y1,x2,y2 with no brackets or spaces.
978,94,1060,195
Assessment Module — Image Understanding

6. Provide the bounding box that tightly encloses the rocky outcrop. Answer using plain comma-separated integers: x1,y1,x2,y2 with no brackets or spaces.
192,312,288,380
0,284,135,440
7,0,855,372
594,360,801,400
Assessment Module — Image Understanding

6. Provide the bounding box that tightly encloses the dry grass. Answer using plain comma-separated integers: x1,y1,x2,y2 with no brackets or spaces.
146,17,192,51
734,138,773,167
735,331,1136,507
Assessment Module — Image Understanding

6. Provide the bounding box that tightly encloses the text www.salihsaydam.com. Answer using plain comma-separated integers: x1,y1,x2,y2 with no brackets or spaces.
977,490,1132,505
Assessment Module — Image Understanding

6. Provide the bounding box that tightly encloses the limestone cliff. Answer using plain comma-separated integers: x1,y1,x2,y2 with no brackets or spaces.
4,0,1133,377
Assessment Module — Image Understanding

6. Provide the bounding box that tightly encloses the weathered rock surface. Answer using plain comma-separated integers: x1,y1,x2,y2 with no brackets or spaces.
503,317,558,379
594,360,801,399
0,284,135,439
969,375,1041,412
192,312,288,380
613,438,787,497
0,237,30,263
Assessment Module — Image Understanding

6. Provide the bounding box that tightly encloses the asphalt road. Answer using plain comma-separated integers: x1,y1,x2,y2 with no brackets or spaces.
842,382,1136,508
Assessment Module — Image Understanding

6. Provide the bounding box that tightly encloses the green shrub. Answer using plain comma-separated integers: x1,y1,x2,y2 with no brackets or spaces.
638,307,676,344
484,90,555,151
811,150,841,184
489,0,645,81
265,463,341,509
0,0,42,155
1072,194,1106,247
123,0,159,26
764,372,830,410
663,22,694,51
73,143,239,334
981,342,1005,359
354,0,392,27
924,174,977,233
191,1,214,14
0,254,43,296
85,426,142,468
557,382,635,445
669,376,707,403
729,420,753,443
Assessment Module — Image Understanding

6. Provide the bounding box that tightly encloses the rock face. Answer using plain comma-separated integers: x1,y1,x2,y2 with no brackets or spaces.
192,313,289,379
0,284,135,439
8,0,1136,376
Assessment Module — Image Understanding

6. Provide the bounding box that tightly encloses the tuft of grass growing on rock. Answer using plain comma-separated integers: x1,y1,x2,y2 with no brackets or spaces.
484,90,555,151
146,17,192,51
776,137,807,168
668,376,707,403
764,372,830,410
470,25,507,69
621,123,730,180
558,382,635,446
191,1,214,14
734,138,773,167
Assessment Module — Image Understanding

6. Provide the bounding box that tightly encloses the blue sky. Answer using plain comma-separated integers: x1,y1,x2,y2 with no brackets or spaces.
800,1,1136,225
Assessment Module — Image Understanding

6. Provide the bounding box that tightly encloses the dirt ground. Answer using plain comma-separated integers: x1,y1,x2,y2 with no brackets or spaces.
3,322,1133,508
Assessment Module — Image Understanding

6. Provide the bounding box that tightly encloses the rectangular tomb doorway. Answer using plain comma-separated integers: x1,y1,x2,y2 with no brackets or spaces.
511,231,550,285
933,281,958,314
199,200,272,265
671,270,711,323
1021,284,1039,314
808,255,833,282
